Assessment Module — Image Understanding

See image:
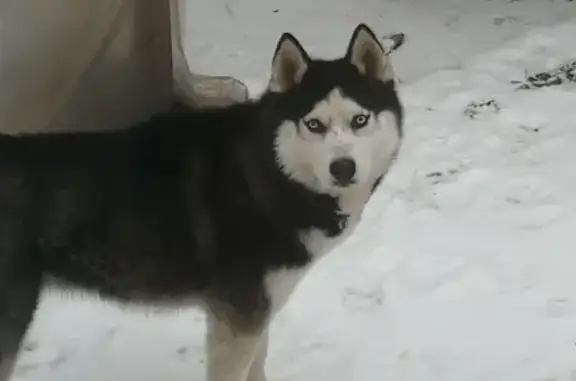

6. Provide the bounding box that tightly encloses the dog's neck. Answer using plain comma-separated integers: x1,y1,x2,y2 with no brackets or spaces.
236,132,347,238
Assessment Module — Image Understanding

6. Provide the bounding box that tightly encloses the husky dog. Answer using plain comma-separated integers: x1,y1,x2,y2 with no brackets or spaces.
0,24,404,381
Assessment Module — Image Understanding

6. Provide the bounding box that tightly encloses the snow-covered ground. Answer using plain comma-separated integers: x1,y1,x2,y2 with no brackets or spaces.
11,1,576,381
180,0,576,90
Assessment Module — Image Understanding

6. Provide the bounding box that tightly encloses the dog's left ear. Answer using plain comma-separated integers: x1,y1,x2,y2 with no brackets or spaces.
346,24,398,83
268,33,310,93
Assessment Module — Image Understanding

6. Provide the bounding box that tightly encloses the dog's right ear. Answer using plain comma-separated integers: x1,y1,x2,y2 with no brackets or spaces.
346,23,396,83
267,33,310,93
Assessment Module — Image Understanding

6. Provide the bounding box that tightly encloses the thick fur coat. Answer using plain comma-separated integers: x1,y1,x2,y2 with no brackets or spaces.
0,23,404,381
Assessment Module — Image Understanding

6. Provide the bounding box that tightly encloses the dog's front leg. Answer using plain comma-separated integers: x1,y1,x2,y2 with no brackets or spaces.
245,267,308,381
246,328,268,381
206,310,267,381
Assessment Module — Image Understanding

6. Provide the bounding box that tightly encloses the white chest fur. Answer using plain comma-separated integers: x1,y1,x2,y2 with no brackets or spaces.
301,185,371,257
265,185,372,315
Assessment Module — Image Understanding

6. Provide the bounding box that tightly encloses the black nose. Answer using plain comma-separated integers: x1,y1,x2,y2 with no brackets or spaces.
329,158,356,186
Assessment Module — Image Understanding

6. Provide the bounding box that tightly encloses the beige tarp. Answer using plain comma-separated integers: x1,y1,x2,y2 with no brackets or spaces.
169,0,249,109
0,0,248,135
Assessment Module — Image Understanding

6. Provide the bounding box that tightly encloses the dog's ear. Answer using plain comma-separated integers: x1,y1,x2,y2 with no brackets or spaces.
381,32,405,54
346,24,398,83
268,33,310,93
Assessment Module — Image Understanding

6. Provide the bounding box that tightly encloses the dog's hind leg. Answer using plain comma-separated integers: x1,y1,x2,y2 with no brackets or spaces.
0,356,16,381
0,275,42,381
0,247,43,381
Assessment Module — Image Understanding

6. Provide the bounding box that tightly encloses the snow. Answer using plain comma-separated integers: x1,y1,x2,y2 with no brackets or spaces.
179,0,576,91
11,1,576,381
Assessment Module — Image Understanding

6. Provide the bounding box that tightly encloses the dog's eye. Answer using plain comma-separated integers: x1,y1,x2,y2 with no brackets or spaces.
304,118,327,133
351,114,370,129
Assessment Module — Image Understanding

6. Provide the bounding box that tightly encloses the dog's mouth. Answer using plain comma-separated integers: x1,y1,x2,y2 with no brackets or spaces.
332,178,357,188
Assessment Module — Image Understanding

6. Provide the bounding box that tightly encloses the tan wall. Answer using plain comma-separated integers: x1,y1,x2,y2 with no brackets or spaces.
0,0,173,134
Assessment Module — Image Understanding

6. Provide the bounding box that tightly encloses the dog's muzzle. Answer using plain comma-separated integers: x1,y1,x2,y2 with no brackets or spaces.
330,157,356,187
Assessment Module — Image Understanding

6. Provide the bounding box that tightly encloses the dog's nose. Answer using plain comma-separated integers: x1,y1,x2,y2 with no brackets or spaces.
329,158,356,186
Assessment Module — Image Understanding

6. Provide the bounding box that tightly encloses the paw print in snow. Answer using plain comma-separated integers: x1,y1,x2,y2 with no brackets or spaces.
342,285,385,311
425,168,461,185
464,99,501,119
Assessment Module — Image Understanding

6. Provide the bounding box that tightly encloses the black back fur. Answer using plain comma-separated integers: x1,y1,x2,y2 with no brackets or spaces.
0,57,402,316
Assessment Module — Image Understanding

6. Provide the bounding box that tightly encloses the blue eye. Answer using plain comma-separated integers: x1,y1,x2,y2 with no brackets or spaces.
351,114,370,129
304,118,327,133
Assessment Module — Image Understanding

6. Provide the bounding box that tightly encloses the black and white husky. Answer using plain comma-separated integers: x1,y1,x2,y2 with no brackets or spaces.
0,24,404,381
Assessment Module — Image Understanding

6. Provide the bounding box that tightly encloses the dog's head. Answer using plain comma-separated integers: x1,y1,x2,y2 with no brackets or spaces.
262,24,405,196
